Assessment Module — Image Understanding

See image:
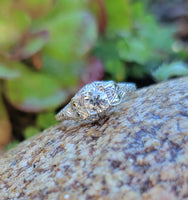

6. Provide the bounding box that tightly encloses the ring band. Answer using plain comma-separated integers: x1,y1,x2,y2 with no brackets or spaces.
55,81,136,122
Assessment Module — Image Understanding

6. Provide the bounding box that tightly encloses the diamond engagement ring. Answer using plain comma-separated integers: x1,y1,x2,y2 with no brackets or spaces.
55,81,136,122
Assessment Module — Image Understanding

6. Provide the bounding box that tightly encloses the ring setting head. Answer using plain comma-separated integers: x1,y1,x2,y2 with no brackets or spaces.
55,81,136,122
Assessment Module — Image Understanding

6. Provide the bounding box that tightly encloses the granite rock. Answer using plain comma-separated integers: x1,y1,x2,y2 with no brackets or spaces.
0,78,188,200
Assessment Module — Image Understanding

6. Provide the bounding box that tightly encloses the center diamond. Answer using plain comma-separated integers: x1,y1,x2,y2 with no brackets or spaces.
83,87,109,115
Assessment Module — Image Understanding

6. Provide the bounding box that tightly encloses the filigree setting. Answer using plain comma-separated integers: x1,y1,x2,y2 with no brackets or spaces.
55,81,136,122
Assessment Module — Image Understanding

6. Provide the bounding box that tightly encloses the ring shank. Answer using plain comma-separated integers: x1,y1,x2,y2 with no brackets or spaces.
55,81,137,122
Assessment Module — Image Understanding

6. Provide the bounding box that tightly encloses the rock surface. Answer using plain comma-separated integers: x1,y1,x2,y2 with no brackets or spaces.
0,77,188,200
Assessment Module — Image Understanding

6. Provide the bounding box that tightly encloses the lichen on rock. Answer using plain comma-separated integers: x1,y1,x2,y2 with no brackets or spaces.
0,77,188,200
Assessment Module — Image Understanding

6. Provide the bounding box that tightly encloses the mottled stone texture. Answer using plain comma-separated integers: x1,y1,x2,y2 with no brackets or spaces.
0,78,188,200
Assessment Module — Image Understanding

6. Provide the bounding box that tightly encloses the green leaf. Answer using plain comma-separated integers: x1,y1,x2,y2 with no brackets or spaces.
0,63,20,80
33,0,97,62
5,63,68,112
42,55,83,87
6,140,20,151
0,2,30,52
44,11,97,62
37,112,57,129
105,60,127,81
25,32,48,54
117,36,151,65
116,15,174,65
24,126,40,139
93,38,120,61
152,61,188,81
105,0,131,32
131,2,175,60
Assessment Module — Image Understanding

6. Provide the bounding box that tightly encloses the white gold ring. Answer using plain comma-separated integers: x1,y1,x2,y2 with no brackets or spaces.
55,80,136,122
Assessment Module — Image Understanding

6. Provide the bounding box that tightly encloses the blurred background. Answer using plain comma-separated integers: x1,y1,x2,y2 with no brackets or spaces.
0,0,188,151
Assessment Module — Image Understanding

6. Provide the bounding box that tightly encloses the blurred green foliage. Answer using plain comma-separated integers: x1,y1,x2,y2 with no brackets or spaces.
5,140,20,151
24,111,57,139
93,1,176,81
0,0,186,148
152,61,188,81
